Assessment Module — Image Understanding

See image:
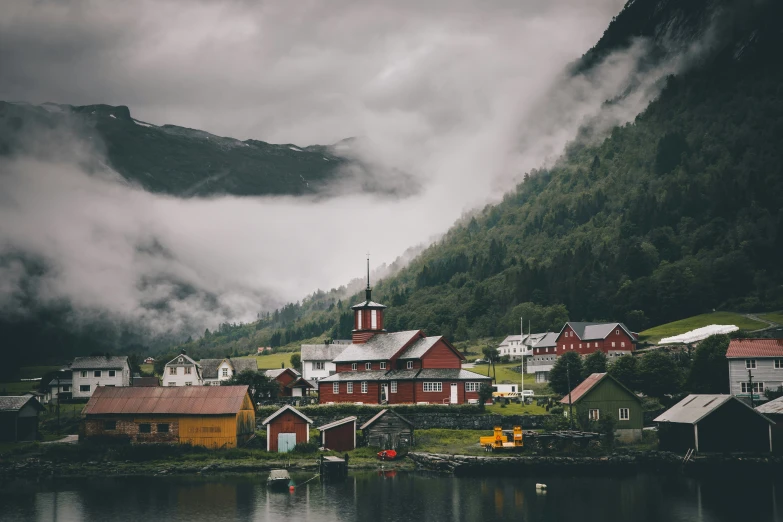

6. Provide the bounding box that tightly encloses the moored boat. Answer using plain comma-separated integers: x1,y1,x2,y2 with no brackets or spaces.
267,469,292,490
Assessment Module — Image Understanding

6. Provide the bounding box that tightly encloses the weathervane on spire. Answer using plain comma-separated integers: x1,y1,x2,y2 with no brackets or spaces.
366,252,372,301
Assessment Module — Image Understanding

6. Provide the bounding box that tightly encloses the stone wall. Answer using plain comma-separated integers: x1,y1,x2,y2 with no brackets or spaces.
84,417,179,443
257,411,551,431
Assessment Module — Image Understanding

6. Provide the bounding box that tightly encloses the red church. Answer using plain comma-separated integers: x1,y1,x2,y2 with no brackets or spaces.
318,272,490,405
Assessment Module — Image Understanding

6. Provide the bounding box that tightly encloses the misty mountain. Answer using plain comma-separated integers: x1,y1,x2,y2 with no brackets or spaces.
176,0,783,357
0,101,391,197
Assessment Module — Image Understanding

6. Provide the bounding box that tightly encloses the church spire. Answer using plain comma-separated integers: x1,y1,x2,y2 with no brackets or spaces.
366,253,372,301
352,255,387,344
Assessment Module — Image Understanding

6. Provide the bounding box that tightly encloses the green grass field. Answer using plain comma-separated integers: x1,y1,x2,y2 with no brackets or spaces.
760,312,783,325
485,402,549,416
638,312,768,343
18,366,61,379
0,381,38,395
140,363,154,375
240,352,301,370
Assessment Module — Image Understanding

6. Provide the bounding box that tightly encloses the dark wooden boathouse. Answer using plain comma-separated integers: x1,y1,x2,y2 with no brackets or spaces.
360,409,414,449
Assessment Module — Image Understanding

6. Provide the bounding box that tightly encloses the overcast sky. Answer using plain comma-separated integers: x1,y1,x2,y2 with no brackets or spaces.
2,0,680,335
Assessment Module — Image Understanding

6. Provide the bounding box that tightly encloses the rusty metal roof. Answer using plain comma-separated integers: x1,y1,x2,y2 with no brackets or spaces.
560,373,606,405
83,385,250,416
726,338,783,358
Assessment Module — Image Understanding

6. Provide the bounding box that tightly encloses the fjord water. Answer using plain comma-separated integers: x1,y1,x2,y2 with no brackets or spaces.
1,471,780,522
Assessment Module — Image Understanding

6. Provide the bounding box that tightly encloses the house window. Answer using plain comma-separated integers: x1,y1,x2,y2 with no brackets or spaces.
365,362,372,370
185,367,192,375
741,382,764,393
465,382,481,392
108,370,116,377
138,423,151,434
391,381,397,393
62,385,71,392
352,363,357,371
169,367,177,375
616,330,619,335
222,368,229,377
347,382,353,394
314,361,325,370
579,344,582,349
157,424,169,433
333,382,339,394
380,362,387,370
185,382,192,386
423,382,442,392
611,342,616,347
776,359,783,369
80,385,91,392
80,371,87,378
621,342,625,348
168,382,176,386
178,357,183,363
588,409,600,421
406,361,413,369
746,359,756,369
357,310,362,328
361,381,368,394
94,370,102,377
619,408,630,421
371,310,378,329
104,421,116,430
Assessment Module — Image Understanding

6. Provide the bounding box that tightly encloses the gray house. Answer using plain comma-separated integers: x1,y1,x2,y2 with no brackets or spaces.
70,356,131,399
0,396,45,442
726,338,783,401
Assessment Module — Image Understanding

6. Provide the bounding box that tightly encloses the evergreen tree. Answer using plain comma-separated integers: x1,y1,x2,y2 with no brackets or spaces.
549,352,584,396
686,334,730,393
638,350,682,398
584,350,608,375
608,354,640,391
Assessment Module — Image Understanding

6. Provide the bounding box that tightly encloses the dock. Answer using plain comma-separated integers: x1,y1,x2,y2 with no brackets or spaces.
319,454,349,481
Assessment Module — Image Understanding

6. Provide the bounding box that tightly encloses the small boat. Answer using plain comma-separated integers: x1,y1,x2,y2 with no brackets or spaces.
377,448,408,461
267,469,292,490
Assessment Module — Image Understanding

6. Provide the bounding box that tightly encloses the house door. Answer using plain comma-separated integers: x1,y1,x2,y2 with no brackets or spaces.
381,384,388,404
278,432,297,453
450,383,458,404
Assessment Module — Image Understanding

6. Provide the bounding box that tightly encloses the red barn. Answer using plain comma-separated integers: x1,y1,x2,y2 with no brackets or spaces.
264,368,301,397
532,322,637,359
317,416,357,451
318,272,490,405
262,405,313,452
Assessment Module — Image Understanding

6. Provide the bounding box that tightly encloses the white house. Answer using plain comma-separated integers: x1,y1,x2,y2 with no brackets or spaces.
498,332,551,360
46,376,72,403
161,353,202,387
726,338,783,401
200,358,258,386
300,341,351,386
526,332,559,383
70,356,131,399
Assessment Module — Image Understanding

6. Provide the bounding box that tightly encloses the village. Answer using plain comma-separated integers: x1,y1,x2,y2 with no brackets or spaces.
3,272,783,482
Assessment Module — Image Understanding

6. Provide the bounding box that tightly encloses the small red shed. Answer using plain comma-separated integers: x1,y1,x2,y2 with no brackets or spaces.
317,416,357,451
262,405,313,452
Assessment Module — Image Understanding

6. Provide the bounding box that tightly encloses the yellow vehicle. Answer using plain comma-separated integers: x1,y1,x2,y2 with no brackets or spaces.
479,426,523,452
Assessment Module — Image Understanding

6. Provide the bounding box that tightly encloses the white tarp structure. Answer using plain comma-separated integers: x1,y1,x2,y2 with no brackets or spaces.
659,324,739,345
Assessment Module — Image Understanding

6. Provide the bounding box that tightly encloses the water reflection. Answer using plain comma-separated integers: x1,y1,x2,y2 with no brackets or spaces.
1,471,782,522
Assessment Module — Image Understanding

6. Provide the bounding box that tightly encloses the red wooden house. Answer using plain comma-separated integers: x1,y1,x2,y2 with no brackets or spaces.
317,416,357,451
261,405,313,452
318,275,490,405
264,368,301,397
533,322,637,359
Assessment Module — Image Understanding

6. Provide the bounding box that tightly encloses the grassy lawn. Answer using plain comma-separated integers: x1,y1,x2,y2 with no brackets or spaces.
638,312,768,343
240,352,300,370
0,381,38,395
760,312,783,325
140,363,154,375
18,366,61,379
415,428,487,455
485,402,549,416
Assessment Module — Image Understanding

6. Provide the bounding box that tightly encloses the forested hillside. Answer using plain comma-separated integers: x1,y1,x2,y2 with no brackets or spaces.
175,0,783,357
0,101,361,197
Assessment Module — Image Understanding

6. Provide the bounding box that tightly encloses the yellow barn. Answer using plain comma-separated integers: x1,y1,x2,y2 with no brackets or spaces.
82,385,255,448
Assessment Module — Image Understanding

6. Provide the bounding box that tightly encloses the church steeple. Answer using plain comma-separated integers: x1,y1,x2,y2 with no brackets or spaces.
352,256,386,344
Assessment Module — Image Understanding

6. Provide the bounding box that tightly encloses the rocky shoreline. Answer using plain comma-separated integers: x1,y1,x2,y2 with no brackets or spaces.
408,451,783,477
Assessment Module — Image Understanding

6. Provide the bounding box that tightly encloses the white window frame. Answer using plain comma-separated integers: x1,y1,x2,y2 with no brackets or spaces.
423,382,442,393
406,361,413,369
741,382,764,393
169,367,177,375
615,329,619,335
588,409,600,421
222,368,228,377
391,381,397,393
619,408,630,421
108,370,116,377
80,385,91,392
357,310,362,328
333,382,339,394
185,367,192,375
612,342,616,347
314,361,325,370
352,363,357,371
746,359,756,369
776,359,783,369
380,362,387,370
371,310,378,329
621,342,625,348
94,370,102,377
465,382,481,392
185,381,192,386
365,362,372,370
168,382,176,386
347,382,353,394
81,371,87,378
361,381,368,394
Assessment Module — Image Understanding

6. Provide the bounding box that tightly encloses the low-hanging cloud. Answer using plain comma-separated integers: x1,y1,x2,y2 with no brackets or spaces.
0,0,721,339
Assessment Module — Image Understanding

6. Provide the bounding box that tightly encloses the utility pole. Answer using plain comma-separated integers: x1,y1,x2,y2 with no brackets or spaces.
748,368,755,409
55,373,60,435
520,316,524,396
567,363,574,430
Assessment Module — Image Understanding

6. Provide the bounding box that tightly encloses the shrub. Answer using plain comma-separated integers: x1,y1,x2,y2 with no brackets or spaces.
292,441,319,454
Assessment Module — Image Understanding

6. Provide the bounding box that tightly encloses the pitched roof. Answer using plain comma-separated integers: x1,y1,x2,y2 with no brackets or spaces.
332,330,422,362
264,368,300,379
317,416,357,431
561,322,635,341
286,377,315,389
654,394,774,425
416,368,491,380
500,333,551,347
82,385,251,415
351,300,387,309
48,378,73,386
261,404,313,425
301,343,350,361
756,395,783,415
726,338,783,358
533,332,559,348
318,368,490,382
164,353,200,367
199,359,224,379
560,372,640,405
360,408,413,430
397,336,442,359
70,356,129,370
0,395,44,412
318,371,388,382
231,358,258,374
